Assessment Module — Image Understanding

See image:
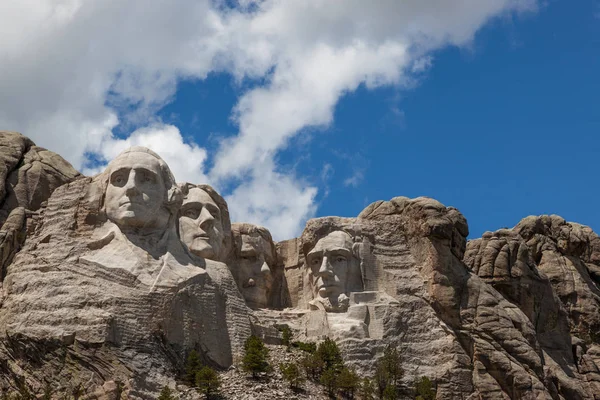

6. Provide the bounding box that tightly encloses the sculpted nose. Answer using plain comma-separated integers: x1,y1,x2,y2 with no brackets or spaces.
260,261,271,275
318,257,333,277
198,207,214,229
124,172,139,195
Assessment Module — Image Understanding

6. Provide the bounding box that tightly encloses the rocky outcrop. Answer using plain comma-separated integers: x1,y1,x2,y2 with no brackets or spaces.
257,198,600,399
357,197,550,399
465,215,600,399
0,132,599,399
0,131,80,286
0,147,250,398
0,131,80,222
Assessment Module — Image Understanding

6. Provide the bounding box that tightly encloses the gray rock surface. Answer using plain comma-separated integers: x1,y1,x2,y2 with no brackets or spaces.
0,131,80,290
466,215,600,399
0,147,250,398
0,131,80,222
262,198,600,399
228,223,288,310
0,132,599,399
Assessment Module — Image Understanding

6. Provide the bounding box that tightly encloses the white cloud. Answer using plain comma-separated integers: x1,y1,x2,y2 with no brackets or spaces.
83,124,208,185
344,170,365,189
0,0,538,240
225,161,317,240
412,56,434,74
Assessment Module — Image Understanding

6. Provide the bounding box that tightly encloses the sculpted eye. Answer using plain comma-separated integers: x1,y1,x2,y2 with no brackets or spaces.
112,174,125,185
335,256,346,263
142,172,156,183
206,206,220,220
310,257,321,266
184,209,199,219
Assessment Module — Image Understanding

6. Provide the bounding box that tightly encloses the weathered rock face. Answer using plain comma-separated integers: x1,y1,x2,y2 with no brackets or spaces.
0,131,80,221
227,223,288,310
0,145,250,398
0,131,80,288
258,198,600,399
1,132,599,399
357,198,549,399
466,216,600,399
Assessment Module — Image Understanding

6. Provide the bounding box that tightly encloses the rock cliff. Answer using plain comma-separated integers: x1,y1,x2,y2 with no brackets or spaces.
0,131,80,279
0,132,598,399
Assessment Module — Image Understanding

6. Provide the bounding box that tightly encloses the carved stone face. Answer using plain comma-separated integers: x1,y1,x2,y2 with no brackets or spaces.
306,231,356,306
104,151,170,230
236,232,274,309
179,187,225,260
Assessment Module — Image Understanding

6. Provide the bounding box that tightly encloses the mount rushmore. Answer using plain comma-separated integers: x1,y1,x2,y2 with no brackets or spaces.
0,130,599,399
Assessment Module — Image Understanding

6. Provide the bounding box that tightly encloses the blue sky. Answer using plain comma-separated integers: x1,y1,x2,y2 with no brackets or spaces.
156,0,600,238
1,0,597,239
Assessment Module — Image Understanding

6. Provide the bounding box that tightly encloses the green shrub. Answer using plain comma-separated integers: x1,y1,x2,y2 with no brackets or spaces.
291,341,317,353
185,350,202,385
196,366,221,399
242,335,270,378
301,352,325,381
320,368,338,398
280,362,305,390
158,385,176,400
315,337,343,373
337,367,359,399
414,376,436,400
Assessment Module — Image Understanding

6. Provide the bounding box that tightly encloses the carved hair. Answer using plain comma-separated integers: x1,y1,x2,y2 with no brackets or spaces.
232,223,273,243
300,217,368,296
300,218,359,257
99,146,182,216
231,223,276,263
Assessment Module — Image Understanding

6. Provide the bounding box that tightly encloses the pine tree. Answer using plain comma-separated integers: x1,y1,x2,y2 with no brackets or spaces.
375,362,388,399
115,381,124,399
382,384,398,400
158,386,175,400
337,367,359,399
14,378,33,400
185,350,202,385
315,337,343,373
280,325,292,348
196,366,221,399
242,335,270,378
381,345,403,387
358,377,375,400
301,352,325,381
320,367,338,398
414,376,436,400
280,362,305,390
374,344,403,398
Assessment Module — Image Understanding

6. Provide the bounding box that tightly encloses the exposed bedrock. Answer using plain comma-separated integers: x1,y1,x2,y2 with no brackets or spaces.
0,132,598,399
0,131,80,279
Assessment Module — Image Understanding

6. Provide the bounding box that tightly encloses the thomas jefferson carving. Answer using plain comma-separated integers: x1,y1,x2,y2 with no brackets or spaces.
178,183,231,262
